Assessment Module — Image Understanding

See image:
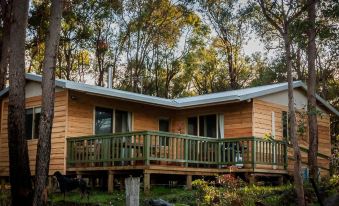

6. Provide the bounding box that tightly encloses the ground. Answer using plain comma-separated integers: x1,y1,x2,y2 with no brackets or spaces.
1,175,339,205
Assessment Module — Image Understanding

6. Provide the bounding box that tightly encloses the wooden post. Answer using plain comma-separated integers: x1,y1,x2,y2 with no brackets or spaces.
145,134,150,166
0,178,5,190
125,177,140,206
143,173,150,192
252,137,256,171
278,175,283,185
76,173,82,179
184,139,188,167
186,175,192,190
249,174,256,185
108,171,114,193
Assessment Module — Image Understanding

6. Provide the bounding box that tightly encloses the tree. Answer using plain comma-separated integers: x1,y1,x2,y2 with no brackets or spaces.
0,0,11,90
257,1,306,205
198,0,252,89
306,0,318,181
32,0,63,205
7,0,32,205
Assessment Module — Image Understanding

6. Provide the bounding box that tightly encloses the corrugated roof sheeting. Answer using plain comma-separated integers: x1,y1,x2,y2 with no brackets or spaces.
0,73,338,116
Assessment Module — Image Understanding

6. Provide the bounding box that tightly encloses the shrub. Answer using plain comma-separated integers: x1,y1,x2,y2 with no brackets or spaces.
217,174,246,191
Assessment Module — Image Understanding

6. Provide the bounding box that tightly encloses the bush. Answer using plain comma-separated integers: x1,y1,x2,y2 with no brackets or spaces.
217,174,247,191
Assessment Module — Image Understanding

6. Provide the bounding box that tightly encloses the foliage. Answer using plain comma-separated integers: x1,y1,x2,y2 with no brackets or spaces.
192,177,298,206
330,141,339,175
49,187,196,206
217,174,247,191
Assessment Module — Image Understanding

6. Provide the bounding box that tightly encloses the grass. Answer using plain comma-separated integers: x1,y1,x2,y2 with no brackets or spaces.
49,185,293,206
50,186,195,206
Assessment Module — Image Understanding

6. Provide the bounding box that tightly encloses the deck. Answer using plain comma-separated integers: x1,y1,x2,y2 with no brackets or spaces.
66,131,289,191
67,131,288,172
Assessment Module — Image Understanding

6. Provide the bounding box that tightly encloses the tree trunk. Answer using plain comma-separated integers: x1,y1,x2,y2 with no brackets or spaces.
0,1,11,91
284,34,305,206
7,0,32,205
32,0,63,205
306,0,318,181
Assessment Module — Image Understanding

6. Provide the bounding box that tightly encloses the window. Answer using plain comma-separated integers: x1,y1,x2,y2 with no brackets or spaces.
25,107,41,140
199,115,217,138
115,110,130,133
95,107,113,134
94,107,132,134
159,119,170,132
187,114,218,138
188,117,198,136
159,119,170,146
282,111,289,141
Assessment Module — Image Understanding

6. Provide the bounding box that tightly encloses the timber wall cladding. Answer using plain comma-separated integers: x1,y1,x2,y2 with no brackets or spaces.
0,91,67,176
172,101,253,138
252,99,331,172
67,91,174,137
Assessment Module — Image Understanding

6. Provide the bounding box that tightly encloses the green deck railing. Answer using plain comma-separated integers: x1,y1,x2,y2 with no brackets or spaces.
66,131,288,170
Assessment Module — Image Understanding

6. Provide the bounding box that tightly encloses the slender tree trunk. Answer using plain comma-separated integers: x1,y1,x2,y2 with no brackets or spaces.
0,0,11,91
284,34,305,206
7,0,32,205
306,0,318,181
33,0,63,205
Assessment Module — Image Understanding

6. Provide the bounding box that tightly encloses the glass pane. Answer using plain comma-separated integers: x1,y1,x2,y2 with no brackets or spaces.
95,107,113,134
33,108,41,139
115,110,129,133
159,119,170,146
199,114,217,138
282,111,288,140
187,117,197,135
25,109,33,140
159,119,169,132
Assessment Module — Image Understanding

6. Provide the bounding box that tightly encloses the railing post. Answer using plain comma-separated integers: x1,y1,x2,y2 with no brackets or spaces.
145,133,150,166
272,140,277,169
284,142,288,170
66,139,71,167
252,137,256,171
218,141,222,168
184,139,188,167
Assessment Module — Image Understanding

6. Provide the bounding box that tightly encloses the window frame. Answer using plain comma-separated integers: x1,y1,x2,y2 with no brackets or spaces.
282,111,289,142
186,113,219,138
25,106,41,140
158,118,171,146
93,106,133,135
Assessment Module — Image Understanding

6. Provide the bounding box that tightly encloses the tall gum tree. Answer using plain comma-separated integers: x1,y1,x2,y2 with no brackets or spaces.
33,0,63,205
256,0,307,205
7,0,32,205
306,0,318,181
0,0,12,90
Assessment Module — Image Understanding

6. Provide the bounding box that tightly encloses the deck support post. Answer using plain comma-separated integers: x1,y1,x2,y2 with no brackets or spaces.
108,171,114,193
47,176,54,191
0,178,5,190
249,174,256,185
278,175,283,185
143,173,150,192
186,175,192,190
76,172,82,179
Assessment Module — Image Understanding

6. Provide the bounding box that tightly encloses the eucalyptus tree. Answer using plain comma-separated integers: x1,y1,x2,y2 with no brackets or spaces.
197,0,252,89
256,1,307,205
118,0,204,96
7,0,32,205
0,0,11,91
33,0,63,205
306,0,318,182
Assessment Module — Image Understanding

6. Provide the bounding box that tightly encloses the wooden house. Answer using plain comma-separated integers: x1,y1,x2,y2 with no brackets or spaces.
0,73,338,191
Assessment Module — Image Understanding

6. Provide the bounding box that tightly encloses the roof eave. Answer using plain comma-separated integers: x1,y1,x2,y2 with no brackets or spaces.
0,87,9,98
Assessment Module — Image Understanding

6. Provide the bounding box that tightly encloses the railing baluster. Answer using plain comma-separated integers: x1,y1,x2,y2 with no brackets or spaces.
66,133,289,173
